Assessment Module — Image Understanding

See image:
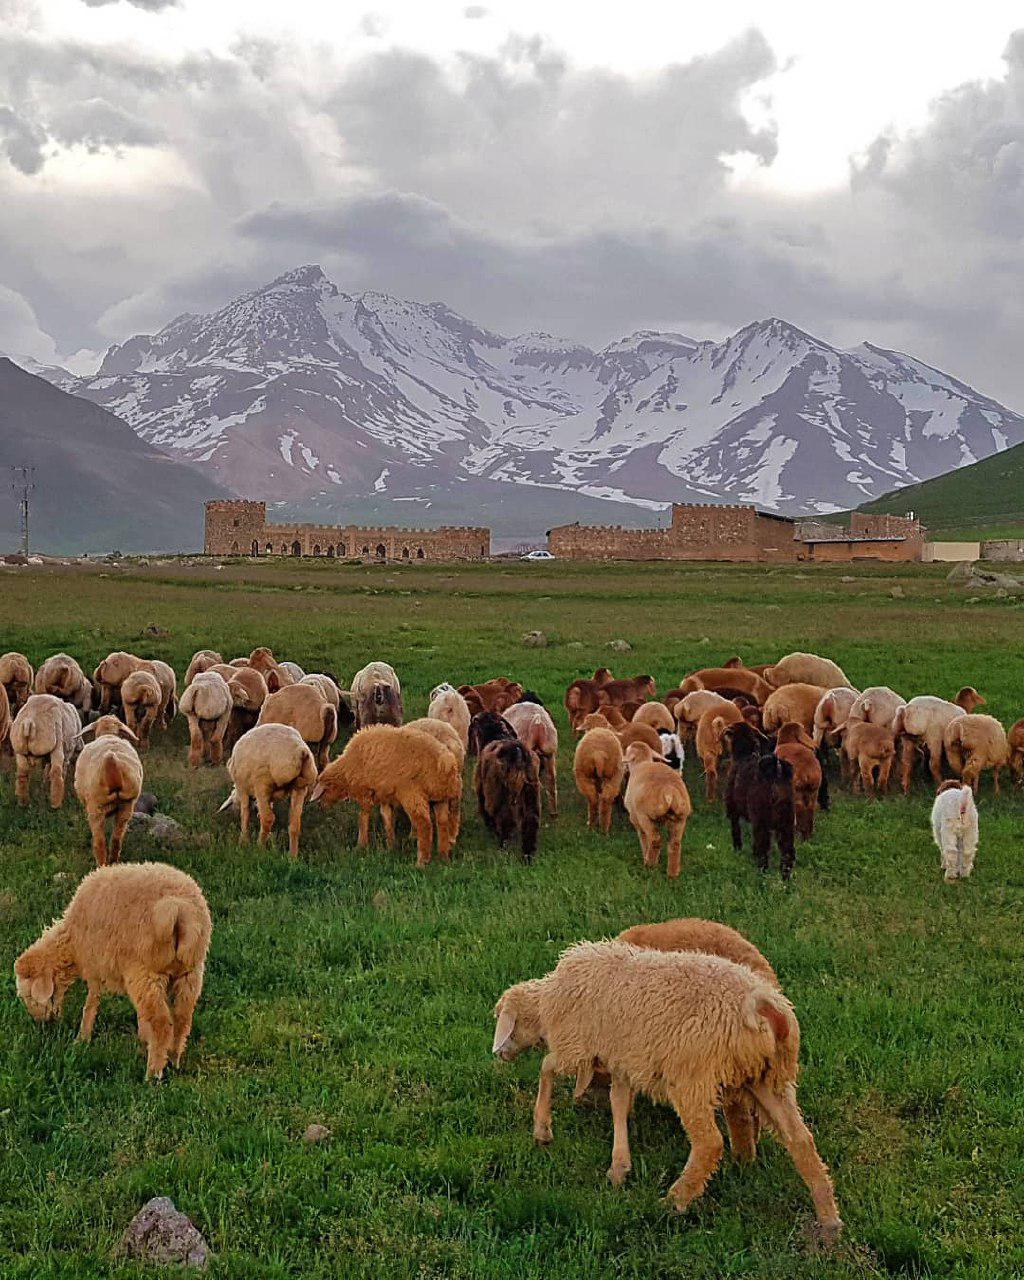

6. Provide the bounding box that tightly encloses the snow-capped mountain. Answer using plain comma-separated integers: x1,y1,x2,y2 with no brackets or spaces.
51,265,1024,521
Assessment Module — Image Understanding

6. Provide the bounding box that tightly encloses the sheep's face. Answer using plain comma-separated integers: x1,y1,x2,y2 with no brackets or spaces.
492,982,545,1061
14,961,66,1022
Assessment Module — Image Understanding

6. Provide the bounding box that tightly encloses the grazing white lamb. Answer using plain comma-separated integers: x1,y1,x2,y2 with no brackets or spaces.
930,781,978,883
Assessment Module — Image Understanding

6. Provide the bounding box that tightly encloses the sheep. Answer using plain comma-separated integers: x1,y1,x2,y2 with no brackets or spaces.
894,689,983,791
843,722,897,795
459,677,524,717
503,700,559,816
618,720,665,756
73,716,144,866
34,653,93,718
565,672,611,731
622,742,692,878
258,683,338,770
0,651,33,714
351,660,404,728
632,701,674,734
658,731,685,771
695,702,745,802
468,709,518,756
723,722,796,879
774,722,827,840
427,684,472,751
404,717,467,768
931,781,979,882
14,862,211,1079
680,667,772,704
119,670,163,749
845,686,906,731
674,690,733,744
943,714,1008,795
812,687,860,748
140,659,177,727
10,693,83,807
178,671,232,768
0,681,9,751
475,738,541,862
223,665,269,748
219,723,318,858
311,725,461,867
300,673,342,713
762,684,830,736
1008,718,1024,786
492,941,841,1242
597,675,657,708
184,649,223,686
763,652,852,690
573,723,624,833
92,650,140,713
280,660,306,683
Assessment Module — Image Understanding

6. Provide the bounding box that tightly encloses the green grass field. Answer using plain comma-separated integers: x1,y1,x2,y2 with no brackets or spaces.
3,557,1024,1279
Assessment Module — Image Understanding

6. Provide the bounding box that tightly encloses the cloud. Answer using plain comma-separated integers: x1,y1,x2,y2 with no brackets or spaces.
0,284,61,363
464,5,488,17
81,0,180,10
0,105,47,173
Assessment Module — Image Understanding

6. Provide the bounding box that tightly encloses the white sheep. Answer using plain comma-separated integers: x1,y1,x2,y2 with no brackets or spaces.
427,685,472,751
10,693,83,807
74,715,144,866
931,782,979,882
219,723,318,858
179,670,232,767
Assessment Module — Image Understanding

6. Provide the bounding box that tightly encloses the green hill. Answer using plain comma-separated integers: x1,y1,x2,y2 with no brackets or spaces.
851,439,1024,540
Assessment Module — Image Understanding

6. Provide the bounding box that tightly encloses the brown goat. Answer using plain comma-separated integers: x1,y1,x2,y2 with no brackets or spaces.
695,702,744,801
843,722,896,795
622,742,692,878
762,684,830,736
680,668,772,704
475,739,541,862
573,723,624,833
774,722,827,840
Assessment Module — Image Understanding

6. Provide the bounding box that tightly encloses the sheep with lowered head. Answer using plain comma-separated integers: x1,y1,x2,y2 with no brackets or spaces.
14,861,211,1078
10,693,83,807
179,670,233,768
184,649,224,686
763,652,852,691
492,941,841,1241
120,669,163,750
931,780,979,882
220,723,318,858
0,651,33,714
351,660,403,728
258,682,338,770
503,700,558,816
427,682,472,751
944,714,1008,795
812,687,860,749
34,653,93,719
573,717,624,833
74,715,144,866
622,741,692,878
894,689,984,792
845,686,906,731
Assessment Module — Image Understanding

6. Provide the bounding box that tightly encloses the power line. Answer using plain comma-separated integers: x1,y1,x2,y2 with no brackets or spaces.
9,466,35,557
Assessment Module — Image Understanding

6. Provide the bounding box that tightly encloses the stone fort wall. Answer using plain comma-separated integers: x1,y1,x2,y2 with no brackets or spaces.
205,501,490,561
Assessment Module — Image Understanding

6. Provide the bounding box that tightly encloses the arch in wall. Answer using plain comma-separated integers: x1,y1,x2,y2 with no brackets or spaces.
361,545,369,556
326,545,335,558
375,543,387,560
313,544,321,557
339,543,347,558
231,540,239,553
416,547,425,560
265,542,273,554
251,540,260,556
280,544,289,555
480,545,486,557
291,541,301,557
401,546,410,560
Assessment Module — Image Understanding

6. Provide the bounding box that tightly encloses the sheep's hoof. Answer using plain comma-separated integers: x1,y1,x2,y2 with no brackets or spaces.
665,1181,694,1213
532,1124,553,1145
810,1218,843,1249
607,1162,631,1188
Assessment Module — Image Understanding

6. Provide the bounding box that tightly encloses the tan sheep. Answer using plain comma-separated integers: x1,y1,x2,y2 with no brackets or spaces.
10,693,83,807
258,682,338,770
893,694,972,791
492,942,841,1241
184,649,224,686
34,652,93,718
223,665,269,748
573,722,624,833
503,701,559,816
0,651,33,714
632,701,675,734
944,714,1008,795
351,660,404,728
311,725,462,867
674,690,733,744
404,717,467,769
762,684,830,735
220,723,318,858
696,702,744,801
763,652,852,690
300,673,342,712
427,684,472,751
73,716,144,866
845,686,906,731
138,659,177,727
1008,718,1024,786
92,651,140,713
0,680,9,751
14,862,211,1079
178,670,232,768
812,687,859,748
622,742,692,878
120,669,163,749
843,722,896,794
680,668,772,704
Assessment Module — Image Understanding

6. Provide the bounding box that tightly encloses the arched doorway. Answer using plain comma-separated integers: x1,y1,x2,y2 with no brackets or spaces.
326,545,335,558
251,541,260,556
361,545,369,556
339,543,347,558
401,546,410,560
291,541,301,557
312,544,321,557
416,547,425,560
375,544,386,560
265,542,273,554
230,540,239,553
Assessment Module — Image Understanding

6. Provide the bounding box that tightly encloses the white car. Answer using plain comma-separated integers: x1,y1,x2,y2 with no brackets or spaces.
521,550,555,561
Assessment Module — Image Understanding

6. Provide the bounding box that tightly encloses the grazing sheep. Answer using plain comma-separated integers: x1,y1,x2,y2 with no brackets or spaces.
475,739,541,863
774,723,827,840
944,714,1008,795
178,671,232,768
10,693,83,807
597,675,657,709
74,716,144,866
92,651,140,713
14,862,211,1079
763,652,852,691
622,742,692,878
1008,718,1024,786
138,659,177,727
573,723,624,833
843,722,897,795
223,665,269,749
34,653,93,718
674,690,733,743
632,701,675,734
427,684,472,751
661,687,687,715
120,670,163,749
503,700,559,816
459,677,524,717
723,722,796,879
658,731,685,771
680,668,772,704
492,942,841,1241
184,649,223,686
280,660,306,683
300,673,342,713
312,725,461,867
762,684,830,736
258,683,338,770
404,717,467,768
846,686,906,731
219,723,317,858
893,693,975,791
0,651,33,714
812,687,860,749
468,709,518,756
617,720,665,756
695,702,745,802
931,781,979,882
565,672,612,731
0,681,9,750
351,661,404,728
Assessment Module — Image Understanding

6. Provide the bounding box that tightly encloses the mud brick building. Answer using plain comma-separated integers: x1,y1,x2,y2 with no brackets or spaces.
205,501,490,562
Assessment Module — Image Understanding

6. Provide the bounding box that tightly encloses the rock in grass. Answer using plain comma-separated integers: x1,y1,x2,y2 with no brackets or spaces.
890,585,905,598
302,1124,332,1144
607,639,632,652
522,631,548,648
118,1197,210,1268
129,811,186,845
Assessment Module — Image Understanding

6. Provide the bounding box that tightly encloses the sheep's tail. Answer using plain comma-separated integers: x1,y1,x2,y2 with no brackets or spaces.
152,896,206,970
891,706,906,737
747,987,798,1076
936,779,964,796
322,703,337,745
102,755,132,801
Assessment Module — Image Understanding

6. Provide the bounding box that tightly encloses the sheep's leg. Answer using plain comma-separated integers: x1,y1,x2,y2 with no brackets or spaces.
287,788,306,859
405,799,433,867
357,805,372,847
898,738,916,794
237,790,252,843
78,986,101,1042
255,791,275,846
435,801,455,862
666,816,686,879
543,756,558,817
665,1095,725,1212
877,756,893,794
127,974,174,1080
447,795,461,846
728,806,743,851
637,816,661,869
208,721,227,767
942,839,958,882
752,819,772,873
607,1075,634,1187
859,759,874,795
108,802,133,864
993,765,1001,796
88,810,109,867
187,718,204,769
532,1052,558,1145
750,1083,842,1243
705,764,717,803
380,803,397,847
14,753,30,806
927,739,945,788
723,1089,759,1163
48,748,66,808
169,966,204,1067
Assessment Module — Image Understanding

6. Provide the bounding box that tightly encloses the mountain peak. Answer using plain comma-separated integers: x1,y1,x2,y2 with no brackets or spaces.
265,264,329,290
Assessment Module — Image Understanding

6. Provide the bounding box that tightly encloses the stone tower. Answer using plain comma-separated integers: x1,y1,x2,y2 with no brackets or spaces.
204,500,267,555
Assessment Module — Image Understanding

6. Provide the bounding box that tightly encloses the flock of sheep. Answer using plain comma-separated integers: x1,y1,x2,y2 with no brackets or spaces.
7,641,1010,1243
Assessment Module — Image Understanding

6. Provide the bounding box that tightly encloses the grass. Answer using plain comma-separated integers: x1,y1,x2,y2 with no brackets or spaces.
2,556,1024,1278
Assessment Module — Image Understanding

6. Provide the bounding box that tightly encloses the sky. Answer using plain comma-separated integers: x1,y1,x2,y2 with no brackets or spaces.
2,0,1024,407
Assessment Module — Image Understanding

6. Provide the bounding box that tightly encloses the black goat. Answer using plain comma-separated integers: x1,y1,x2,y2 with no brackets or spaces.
723,721,797,880
475,739,541,863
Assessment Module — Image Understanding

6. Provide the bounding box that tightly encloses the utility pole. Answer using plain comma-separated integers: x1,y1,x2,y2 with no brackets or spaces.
9,466,35,557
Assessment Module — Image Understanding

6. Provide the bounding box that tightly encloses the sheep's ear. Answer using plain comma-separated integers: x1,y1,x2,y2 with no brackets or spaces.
119,723,140,744
30,972,54,1004
266,670,283,693
492,1007,516,1054
76,723,98,741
